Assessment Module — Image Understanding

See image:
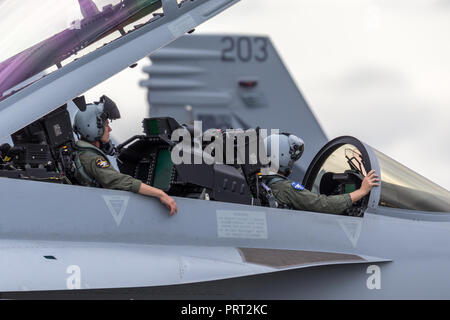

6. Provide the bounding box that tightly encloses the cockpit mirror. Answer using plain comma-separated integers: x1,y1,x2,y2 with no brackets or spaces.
345,148,367,176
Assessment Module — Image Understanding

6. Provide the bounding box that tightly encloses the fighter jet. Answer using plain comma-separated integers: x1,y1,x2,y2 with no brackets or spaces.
1,3,450,300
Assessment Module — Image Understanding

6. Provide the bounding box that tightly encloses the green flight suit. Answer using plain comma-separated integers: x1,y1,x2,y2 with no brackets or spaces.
264,175,352,214
74,140,142,193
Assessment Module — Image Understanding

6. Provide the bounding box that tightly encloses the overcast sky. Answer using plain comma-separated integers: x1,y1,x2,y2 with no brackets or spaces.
1,0,449,190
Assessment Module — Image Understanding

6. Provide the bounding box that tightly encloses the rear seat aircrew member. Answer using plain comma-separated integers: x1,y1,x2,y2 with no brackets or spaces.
262,133,379,214
73,95,178,216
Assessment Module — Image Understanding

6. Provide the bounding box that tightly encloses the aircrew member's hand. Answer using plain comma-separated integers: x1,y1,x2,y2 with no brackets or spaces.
361,169,380,195
349,170,380,203
138,184,178,215
160,193,178,216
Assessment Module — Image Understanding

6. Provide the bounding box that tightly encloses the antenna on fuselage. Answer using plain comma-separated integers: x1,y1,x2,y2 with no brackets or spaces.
78,0,100,19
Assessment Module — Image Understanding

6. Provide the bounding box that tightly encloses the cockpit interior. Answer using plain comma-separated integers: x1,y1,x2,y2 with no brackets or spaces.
1,102,449,216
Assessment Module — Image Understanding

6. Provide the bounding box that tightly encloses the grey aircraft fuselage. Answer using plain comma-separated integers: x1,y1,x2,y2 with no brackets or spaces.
0,178,448,299
1,136,450,299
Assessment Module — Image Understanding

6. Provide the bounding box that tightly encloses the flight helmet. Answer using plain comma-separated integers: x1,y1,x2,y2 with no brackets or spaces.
73,95,121,142
264,133,304,176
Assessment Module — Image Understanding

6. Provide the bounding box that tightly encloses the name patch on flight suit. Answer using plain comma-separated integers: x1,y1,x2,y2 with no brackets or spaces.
291,182,305,191
95,157,110,169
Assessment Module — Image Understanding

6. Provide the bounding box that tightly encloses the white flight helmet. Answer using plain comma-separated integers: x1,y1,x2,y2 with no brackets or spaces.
73,95,121,142
264,133,304,176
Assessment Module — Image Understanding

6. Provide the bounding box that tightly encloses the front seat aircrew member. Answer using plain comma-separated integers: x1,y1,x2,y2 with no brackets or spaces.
73,95,178,216
263,133,379,214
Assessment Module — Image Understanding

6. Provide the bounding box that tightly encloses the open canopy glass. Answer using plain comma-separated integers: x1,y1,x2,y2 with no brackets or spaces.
374,149,450,212
304,136,450,214
0,0,161,98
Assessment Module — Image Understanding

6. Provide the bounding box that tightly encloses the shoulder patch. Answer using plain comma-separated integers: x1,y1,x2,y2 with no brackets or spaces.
95,157,110,169
291,182,305,191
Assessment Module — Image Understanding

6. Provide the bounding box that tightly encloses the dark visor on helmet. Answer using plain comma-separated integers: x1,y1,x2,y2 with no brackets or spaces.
99,95,121,121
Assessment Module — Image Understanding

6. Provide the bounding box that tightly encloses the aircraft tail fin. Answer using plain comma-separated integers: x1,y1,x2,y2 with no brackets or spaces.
140,34,328,179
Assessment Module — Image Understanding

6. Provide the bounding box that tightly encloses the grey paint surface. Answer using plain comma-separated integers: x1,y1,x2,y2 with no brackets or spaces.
0,120,449,298
1,163,450,298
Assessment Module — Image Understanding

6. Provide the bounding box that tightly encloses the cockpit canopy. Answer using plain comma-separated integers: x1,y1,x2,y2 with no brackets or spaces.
374,149,450,212
303,136,450,213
